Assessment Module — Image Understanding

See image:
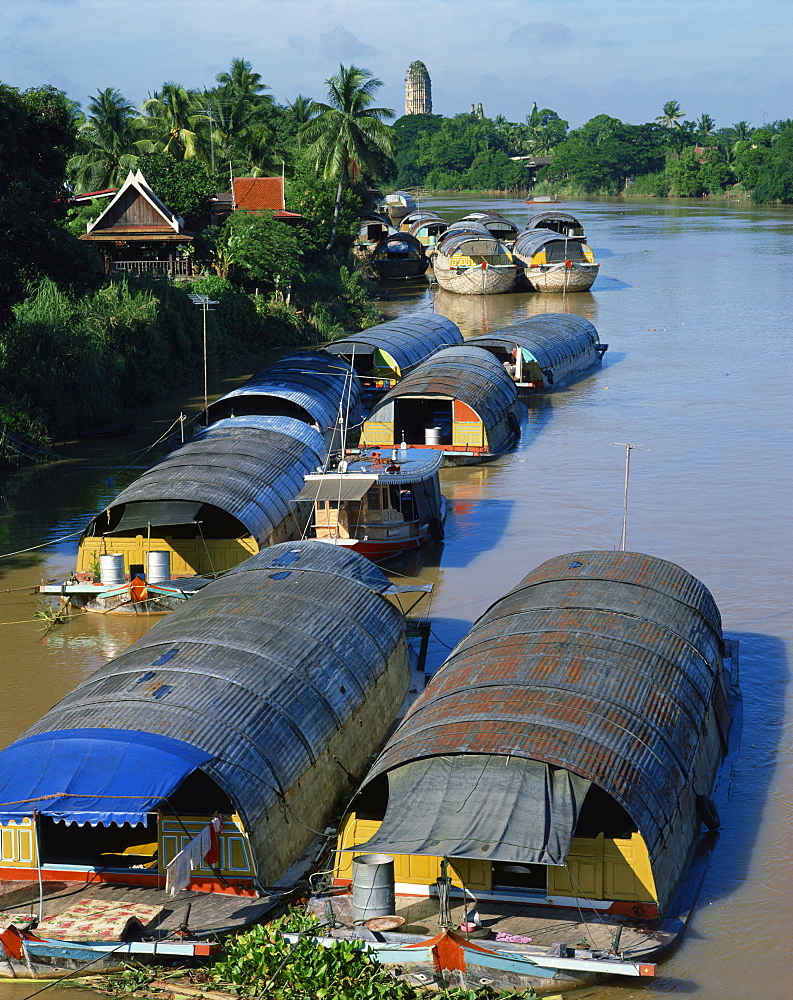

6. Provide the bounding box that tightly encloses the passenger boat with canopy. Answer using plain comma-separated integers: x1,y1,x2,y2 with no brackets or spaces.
512,229,599,293
469,313,608,394
432,225,517,295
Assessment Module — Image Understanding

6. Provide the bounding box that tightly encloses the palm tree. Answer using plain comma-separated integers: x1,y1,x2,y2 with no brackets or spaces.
68,88,149,192
732,120,753,143
697,113,716,140
299,65,395,249
140,83,209,161
656,100,686,129
286,94,316,127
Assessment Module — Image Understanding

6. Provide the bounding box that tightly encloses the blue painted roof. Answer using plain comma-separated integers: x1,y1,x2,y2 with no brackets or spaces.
0,729,212,826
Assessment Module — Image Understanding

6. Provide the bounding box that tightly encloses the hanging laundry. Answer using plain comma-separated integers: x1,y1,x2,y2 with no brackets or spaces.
165,822,214,896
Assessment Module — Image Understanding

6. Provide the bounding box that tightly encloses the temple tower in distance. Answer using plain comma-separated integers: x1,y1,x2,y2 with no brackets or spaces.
404,61,432,115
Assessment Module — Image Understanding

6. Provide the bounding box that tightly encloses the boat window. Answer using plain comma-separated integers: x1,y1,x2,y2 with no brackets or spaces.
491,860,547,891
546,240,587,263
365,487,382,510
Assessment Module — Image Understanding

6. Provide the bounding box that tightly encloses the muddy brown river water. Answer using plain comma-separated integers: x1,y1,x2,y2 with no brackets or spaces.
0,197,790,999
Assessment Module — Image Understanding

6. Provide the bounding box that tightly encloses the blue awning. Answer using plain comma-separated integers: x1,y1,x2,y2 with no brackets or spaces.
0,728,213,827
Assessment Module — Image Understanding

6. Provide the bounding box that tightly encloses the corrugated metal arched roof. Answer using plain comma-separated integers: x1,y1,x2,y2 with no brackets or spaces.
366,550,726,858
205,350,363,432
528,211,585,235
469,313,602,370
366,346,519,431
21,542,409,862
326,314,462,376
84,416,326,546
512,229,591,262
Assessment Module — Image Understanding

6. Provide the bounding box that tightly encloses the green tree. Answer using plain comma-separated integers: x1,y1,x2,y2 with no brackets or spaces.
137,153,216,222
68,88,149,192
299,65,395,249
656,99,686,129
140,83,209,161
204,58,278,178
0,84,100,322
696,113,716,141
548,115,666,194
667,147,706,196
733,126,777,189
752,121,793,202
214,211,304,293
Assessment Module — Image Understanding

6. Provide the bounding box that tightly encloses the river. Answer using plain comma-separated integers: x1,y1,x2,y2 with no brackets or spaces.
0,196,790,999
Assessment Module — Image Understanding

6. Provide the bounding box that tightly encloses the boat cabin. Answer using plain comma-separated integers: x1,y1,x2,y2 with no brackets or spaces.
202,350,363,447
325,314,462,397
512,229,598,293
294,449,445,561
406,214,449,251
3,543,419,893
370,232,429,280
527,210,585,237
359,346,524,464
74,416,326,585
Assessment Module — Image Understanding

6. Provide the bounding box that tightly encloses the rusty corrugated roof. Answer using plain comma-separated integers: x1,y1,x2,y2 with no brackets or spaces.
366,550,728,856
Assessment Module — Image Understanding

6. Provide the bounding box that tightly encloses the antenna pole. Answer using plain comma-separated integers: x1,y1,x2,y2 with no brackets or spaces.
612,441,646,551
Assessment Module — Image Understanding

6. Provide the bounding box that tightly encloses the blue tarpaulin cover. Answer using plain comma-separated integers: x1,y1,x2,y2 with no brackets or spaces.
0,728,213,826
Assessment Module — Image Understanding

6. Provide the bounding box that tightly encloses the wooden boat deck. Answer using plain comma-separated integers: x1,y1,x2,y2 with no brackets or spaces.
0,879,283,938
310,891,676,960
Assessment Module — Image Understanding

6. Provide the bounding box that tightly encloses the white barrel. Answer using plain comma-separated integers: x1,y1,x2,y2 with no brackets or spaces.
352,853,395,923
146,550,171,584
99,553,125,585
424,426,441,446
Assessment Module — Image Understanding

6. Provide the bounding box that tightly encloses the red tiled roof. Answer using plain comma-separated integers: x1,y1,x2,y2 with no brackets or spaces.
233,177,285,211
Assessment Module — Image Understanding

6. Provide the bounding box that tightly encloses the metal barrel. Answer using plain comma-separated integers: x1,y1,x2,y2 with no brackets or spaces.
425,426,441,446
99,553,125,585
146,550,171,584
352,853,395,923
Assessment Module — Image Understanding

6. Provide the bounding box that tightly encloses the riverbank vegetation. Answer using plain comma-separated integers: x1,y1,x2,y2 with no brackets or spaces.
2,60,791,462
0,66,389,461
392,104,793,202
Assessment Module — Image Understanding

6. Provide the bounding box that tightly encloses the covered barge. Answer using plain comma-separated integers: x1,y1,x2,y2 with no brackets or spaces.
512,229,599,293
2,543,422,976
202,350,363,446
62,416,326,609
469,313,608,394
325,314,462,398
325,550,739,993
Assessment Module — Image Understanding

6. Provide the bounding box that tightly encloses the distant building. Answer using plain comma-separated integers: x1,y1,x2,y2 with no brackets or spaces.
404,61,432,115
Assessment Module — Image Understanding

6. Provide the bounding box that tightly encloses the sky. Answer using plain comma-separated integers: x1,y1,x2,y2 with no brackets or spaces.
2,0,790,131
